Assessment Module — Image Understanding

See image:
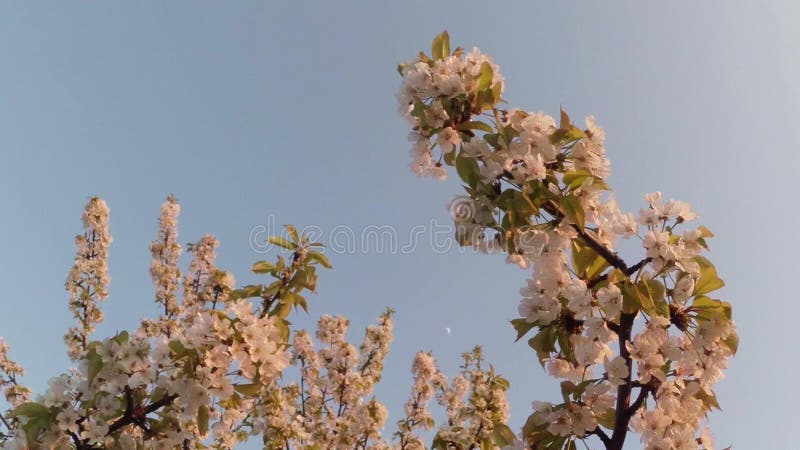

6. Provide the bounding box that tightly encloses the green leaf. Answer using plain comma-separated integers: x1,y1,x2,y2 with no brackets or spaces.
559,195,585,231
491,423,517,446
456,152,480,188
410,99,426,119
559,107,571,129
21,409,55,447
549,126,585,145
283,291,308,313
484,133,499,148
270,301,292,319
285,225,299,243
234,383,260,396
268,236,297,250
169,340,187,358
528,326,557,365
251,260,276,274
522,413,543,439
292,267,317,292
571,240,610,280
477,62,494,92
596,408,615,429
197,404,209,436
443,148,457,165
606,268,627,284
697,226,714,238
695,388,721,411
623,279,666,316
511,318,536,342
113,330,129,345
693,256,725,295
458,120,494,133
87,348,103,385
722,332,739,355
276,319,290,343
232,284,263,300
9,402,50,419
149,387,167,404
263,280,282,298
308,251,332,269
511,191,538,218
431,30,450,60
491,80,503,103
431,433,449,450
562,170,591,191
692,296,732,322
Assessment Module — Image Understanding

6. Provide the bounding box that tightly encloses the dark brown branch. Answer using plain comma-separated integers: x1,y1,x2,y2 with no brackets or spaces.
608,312,635,450
68,430,84,449
605,320,622,335
541,199,630,274
588,257,652,289
106,394,177,435
589,426,611,446
627,385,652,416
572,225,628,272
0,413,12,433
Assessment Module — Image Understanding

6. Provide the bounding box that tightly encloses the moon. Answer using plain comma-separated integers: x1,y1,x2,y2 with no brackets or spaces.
445,327,451,335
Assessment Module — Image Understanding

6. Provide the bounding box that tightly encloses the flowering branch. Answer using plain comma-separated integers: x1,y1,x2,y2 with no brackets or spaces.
397,30,736,450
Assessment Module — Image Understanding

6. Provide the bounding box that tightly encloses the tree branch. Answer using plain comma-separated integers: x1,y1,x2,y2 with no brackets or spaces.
541,199,631,275
572,225,628,272
68,430,84,450
589,426,611,446
608,313,635,450
588,257,652,289
106,394,177,436
627,385,652,416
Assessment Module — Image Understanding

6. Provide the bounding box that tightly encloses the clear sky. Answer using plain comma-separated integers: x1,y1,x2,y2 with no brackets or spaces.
1,2,798,448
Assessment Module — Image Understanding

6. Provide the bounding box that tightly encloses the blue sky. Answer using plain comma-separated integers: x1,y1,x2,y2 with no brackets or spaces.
1,2,798,448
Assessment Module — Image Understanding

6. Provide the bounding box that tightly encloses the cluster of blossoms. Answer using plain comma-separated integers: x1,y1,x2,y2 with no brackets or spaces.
396,32,504,180
0,195,512,450
147,196,182,326
394,347,513,450
0,340,30,409
398,32,737,450
64,198,112,360
256,312,394,449
0,197,328,449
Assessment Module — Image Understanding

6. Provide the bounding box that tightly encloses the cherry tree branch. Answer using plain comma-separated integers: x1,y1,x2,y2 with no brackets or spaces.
588,257,652,289
571,225,628,272
608,312,635,450
106,394,177,436
627,385,652,416
589,426,611,446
